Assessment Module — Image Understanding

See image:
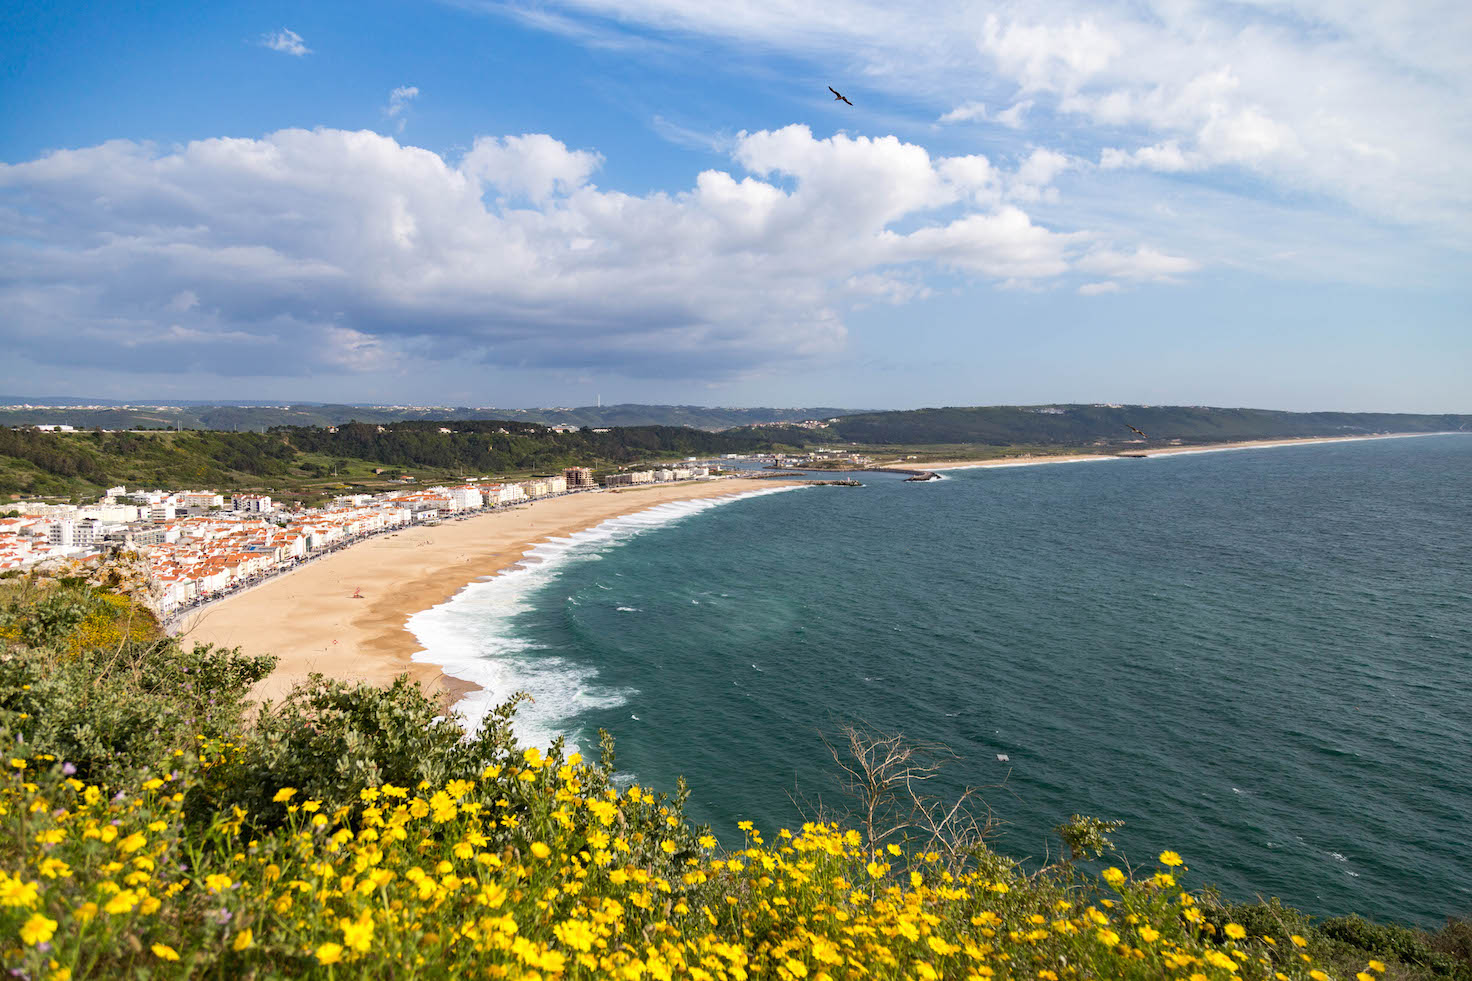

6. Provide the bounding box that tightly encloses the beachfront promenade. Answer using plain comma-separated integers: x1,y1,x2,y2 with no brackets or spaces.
163,474,746,628
160,487,607,626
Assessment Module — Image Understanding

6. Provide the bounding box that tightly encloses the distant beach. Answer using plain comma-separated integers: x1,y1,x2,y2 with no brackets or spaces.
924,432,1457,470
180,478,800,708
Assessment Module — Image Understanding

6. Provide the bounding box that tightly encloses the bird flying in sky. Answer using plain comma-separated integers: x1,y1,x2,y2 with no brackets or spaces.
828,86,853,106
1126,424,1149,438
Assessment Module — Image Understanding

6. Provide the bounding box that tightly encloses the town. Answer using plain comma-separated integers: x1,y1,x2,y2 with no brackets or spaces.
0,463,713,615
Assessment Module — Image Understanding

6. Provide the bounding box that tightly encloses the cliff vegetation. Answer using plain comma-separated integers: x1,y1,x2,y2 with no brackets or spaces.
0,566,1467,980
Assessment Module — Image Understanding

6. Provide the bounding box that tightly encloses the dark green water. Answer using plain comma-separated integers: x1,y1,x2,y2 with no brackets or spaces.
412,435,1472,926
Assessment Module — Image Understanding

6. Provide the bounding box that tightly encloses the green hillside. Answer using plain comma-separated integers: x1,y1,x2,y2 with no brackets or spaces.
0,403,853,433
0,422,772,502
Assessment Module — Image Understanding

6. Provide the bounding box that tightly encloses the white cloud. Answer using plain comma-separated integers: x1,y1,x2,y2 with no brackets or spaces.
461,133,603,202
939,101,987,124
0,126,1186,379
387,86,419,117
1009,147,1072,202
261,28,311,56
994,100,1034,129
385,86,420,133
1100,141,1196,173
1077,246,1200,281
979,13,1121,94
1077,281,1120,295
466,0,1472,242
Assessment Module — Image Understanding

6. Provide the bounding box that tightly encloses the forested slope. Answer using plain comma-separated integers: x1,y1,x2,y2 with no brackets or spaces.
0,422,772,500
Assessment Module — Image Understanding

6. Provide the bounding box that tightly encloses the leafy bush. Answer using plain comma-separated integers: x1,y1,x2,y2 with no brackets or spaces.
197,676,522,831
0,575,273,785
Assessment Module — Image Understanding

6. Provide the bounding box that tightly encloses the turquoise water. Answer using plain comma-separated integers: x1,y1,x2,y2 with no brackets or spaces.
412,435,1472,926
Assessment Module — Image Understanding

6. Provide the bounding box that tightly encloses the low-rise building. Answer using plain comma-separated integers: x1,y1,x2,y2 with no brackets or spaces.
176,491,226,509
231,494,273,514
448,486,483,510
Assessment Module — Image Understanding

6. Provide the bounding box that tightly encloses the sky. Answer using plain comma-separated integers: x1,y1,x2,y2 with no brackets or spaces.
1,0,1468,412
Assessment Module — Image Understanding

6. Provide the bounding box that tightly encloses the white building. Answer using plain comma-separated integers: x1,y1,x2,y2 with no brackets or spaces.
484,483,526,505
232,494,273,514
447,486,483,510
89,504,142,523
175,491,225,509
604,471,655,487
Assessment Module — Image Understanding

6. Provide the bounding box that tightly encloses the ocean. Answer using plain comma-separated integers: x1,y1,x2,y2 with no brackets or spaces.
409,434,1472,927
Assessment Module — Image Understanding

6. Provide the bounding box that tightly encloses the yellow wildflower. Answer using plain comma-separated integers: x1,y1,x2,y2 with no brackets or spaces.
342,915,374,952
151,943,180,961
20,913,58,945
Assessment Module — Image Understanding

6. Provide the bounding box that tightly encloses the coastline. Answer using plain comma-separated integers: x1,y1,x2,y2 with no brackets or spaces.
923,431,1458,470
180,478,801,710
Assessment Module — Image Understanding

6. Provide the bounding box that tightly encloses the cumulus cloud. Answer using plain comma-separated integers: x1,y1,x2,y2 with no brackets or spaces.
261,28,310,56
461,133,603,202
0,125,1187,379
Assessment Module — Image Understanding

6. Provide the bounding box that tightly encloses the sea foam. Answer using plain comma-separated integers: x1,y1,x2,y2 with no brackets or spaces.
408,485,805,749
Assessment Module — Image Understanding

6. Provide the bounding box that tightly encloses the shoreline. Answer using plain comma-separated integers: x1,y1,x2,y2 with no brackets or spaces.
179,478,802,711
923,431,1460,470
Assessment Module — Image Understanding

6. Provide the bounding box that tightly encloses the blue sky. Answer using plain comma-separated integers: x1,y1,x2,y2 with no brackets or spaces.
1,0,1468,411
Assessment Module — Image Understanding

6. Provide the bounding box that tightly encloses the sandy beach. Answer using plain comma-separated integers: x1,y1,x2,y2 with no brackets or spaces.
922,432,1452,470
180,478,800,708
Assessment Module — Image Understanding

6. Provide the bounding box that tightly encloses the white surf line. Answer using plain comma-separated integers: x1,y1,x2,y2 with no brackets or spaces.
407,484,810,746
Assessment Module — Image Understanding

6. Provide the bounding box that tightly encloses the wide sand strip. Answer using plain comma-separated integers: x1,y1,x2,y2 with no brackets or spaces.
180,478,800,708
923,432,1452,470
